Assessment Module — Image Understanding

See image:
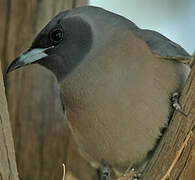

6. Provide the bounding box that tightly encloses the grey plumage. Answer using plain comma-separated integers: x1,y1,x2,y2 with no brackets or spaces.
7,6,191,179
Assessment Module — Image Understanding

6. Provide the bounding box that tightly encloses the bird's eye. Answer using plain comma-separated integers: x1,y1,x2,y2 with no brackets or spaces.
50,27,63,44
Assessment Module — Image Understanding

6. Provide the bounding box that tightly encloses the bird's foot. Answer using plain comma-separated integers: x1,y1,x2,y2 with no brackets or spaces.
132,172,142,180
100,165,111,180
171,92,187,116
117,168,141,180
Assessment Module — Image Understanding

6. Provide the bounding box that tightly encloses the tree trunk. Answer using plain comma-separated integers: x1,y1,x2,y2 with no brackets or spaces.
0,1,96,180
141,60,195,180
0,62,19,180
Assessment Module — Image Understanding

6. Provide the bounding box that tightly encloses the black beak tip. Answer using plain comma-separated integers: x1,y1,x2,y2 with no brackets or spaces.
6,64,13,74
6,63,15,74
6,58,21,74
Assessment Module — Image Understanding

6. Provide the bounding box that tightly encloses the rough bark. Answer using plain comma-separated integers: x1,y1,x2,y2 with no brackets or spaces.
0,62,19,180
0,0,94,180
141,61,195,180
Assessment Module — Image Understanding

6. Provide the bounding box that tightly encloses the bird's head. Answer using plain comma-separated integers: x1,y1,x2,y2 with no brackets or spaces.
7,7,94,81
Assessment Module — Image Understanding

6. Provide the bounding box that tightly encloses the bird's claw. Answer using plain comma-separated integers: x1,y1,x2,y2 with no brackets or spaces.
171,92,187,116
117,168,142,180
100,165,111,180
132,173,142,180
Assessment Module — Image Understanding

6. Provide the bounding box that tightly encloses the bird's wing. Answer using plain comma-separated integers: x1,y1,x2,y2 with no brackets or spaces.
134,29,193,66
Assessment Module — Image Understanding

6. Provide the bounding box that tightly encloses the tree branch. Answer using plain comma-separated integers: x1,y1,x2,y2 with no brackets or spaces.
0,62,19,180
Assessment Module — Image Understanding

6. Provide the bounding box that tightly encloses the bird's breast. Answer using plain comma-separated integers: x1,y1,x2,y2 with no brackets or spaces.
60,34,189,172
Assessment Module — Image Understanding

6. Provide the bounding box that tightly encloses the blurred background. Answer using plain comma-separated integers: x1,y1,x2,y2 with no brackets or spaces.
90,0,195,54
0,0,194,180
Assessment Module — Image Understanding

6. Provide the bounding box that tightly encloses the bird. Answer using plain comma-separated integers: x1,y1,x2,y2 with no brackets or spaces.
7,6,192,180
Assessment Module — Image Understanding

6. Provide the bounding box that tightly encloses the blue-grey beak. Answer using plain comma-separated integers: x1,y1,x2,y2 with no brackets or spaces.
7,46,54,73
